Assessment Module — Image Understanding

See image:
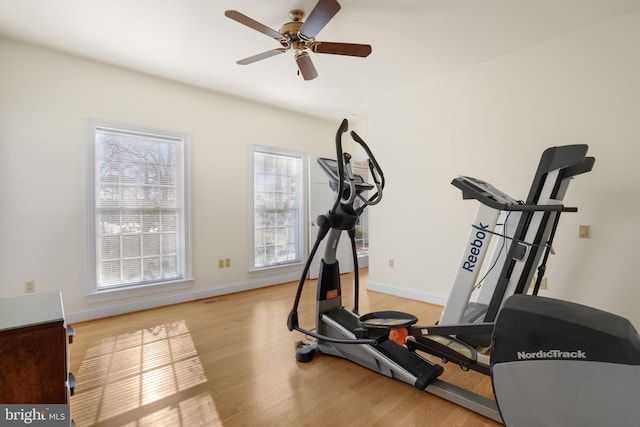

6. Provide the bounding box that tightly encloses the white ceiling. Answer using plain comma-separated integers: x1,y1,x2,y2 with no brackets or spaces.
1,0,640,120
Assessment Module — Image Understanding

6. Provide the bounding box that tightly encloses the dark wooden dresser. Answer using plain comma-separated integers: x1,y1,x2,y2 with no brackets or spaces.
0,291,74,408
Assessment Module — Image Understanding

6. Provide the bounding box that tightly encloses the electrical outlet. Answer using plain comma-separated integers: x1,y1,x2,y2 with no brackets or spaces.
218,259,224,269
24,280,35,294
579,225,590,238
224,258,231,268
388,259,395,268
531,277,548,290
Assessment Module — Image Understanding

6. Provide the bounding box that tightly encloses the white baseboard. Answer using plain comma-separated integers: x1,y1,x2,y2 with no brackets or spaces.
66,272,300,323
367,280,447,307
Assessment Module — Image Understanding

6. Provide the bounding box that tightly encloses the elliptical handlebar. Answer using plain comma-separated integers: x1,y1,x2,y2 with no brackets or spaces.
330,119,349,214
351,131,384,211
350,130,384,189
329,120,384,215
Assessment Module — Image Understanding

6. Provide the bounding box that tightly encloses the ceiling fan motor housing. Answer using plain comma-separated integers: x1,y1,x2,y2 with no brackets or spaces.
280,10,312,51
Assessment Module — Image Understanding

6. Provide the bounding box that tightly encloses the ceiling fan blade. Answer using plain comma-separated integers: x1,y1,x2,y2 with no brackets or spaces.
296,53,318,80
237,48,287,65
312,42,372,57
225,10,283,40
299,0,341,38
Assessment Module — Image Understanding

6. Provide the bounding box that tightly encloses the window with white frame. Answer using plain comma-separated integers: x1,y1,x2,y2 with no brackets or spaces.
252,147,304,269
352,160,370,255
87,120,191,292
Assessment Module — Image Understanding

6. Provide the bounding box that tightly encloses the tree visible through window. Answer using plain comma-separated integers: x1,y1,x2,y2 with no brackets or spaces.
88,121,191,291
252,148,304,269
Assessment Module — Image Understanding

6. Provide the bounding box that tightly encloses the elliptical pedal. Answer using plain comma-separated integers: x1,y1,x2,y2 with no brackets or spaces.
407,335,490,375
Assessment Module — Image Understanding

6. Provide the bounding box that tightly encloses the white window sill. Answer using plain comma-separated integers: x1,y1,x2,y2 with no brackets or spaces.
249,262,304,275
85,277,194,304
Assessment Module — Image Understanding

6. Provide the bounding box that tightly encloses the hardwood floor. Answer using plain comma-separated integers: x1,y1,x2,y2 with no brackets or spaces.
69,270,502,426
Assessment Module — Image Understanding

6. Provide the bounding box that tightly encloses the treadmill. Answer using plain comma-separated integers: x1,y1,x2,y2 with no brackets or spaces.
439,145,595,346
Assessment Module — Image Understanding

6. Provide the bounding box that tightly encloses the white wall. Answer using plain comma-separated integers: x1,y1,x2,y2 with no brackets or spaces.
3,9,640,326
0,37,338,322
367,11,640,326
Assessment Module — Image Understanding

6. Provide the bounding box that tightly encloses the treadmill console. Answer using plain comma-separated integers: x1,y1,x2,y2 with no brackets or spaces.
452,176,520,210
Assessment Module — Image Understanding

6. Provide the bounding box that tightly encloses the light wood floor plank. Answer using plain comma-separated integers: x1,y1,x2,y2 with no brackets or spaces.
70,270,502,426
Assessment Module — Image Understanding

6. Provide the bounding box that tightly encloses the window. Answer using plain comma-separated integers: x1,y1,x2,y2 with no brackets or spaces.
352,160,370,256
252,147,305,269
87,120,191,293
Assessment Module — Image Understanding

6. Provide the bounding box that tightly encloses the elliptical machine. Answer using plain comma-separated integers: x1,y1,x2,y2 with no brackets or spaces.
286,119,436,376
287,119,640,425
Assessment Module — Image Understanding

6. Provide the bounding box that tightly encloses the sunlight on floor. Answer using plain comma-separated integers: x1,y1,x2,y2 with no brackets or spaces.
71,321,219,426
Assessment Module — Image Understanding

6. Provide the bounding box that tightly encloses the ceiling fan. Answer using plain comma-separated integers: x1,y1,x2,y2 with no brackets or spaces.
224,0,372,80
